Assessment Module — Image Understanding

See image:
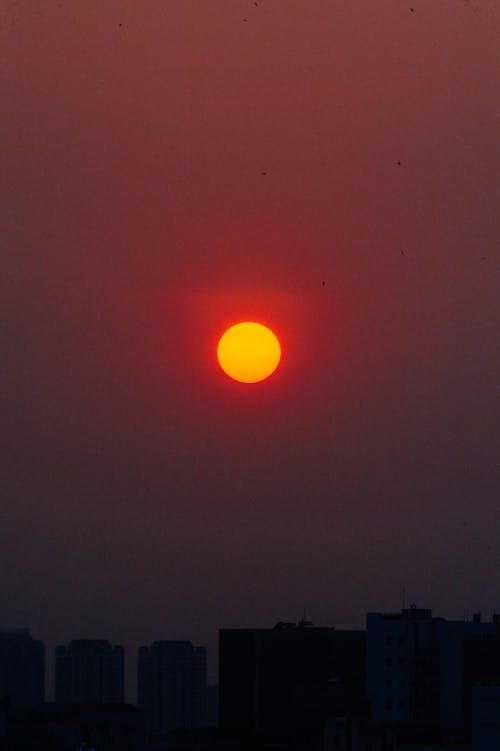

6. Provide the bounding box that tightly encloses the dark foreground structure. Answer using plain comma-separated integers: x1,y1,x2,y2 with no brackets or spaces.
219,620,366,749
217,612,500,751
0,703,144,750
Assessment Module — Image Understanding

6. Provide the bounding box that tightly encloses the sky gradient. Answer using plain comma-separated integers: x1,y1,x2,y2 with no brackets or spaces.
2,0,499,699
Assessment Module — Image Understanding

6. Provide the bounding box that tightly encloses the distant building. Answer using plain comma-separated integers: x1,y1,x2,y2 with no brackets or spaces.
219,621,366,748
366,608,496,732
0,629,44,708
55,640,124,704
138,640,207,736
206,684,219,727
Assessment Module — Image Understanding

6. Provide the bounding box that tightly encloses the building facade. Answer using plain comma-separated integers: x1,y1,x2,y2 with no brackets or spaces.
471,684,500,751
55,640,124,703
138,640,207,736
366,608,497,732
219,621,366,748
0,629,44,708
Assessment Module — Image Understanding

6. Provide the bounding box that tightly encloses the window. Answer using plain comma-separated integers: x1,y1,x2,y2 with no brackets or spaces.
399,679,406,688
385,699,393,710
385,635,393,646
385,657,393,668
385,679,393,689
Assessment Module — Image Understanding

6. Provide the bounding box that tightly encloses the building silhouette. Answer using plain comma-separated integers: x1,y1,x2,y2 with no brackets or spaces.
138,640,207,737
55,640,124,704
206,684,219,727
471,684,500,751
0,629,44,708
464,614,500,743
3,610,500,748
367,607,498,735
219,621,366,748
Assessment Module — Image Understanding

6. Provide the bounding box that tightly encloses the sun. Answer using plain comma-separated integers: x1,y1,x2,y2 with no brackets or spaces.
216,322,281,383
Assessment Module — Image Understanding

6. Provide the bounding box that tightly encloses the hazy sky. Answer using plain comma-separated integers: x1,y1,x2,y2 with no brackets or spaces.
2,0,499,698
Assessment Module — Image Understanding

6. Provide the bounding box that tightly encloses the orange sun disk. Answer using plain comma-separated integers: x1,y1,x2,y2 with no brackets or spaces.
216,322,281,383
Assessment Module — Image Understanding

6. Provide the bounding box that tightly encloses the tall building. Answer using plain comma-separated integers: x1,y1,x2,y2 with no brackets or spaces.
0,629,44,708
55,640,124,704
219,621,366,748
366,608,496,732
471,684,500,751
464,615,500,737
138,640,207,737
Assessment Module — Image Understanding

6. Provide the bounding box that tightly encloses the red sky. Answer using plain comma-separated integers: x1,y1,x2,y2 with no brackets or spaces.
2,0,499,698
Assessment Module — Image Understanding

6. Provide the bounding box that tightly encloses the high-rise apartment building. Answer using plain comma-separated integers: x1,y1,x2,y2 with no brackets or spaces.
366,608,496,731
138,640,207,736
0,629,45,708
471,684,500,751
55,640,124,704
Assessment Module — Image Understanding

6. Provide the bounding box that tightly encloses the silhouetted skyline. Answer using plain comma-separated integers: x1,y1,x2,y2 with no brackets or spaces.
2,609,500,748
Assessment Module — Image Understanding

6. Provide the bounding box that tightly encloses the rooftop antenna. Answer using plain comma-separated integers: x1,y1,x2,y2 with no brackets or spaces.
299,607,313,627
